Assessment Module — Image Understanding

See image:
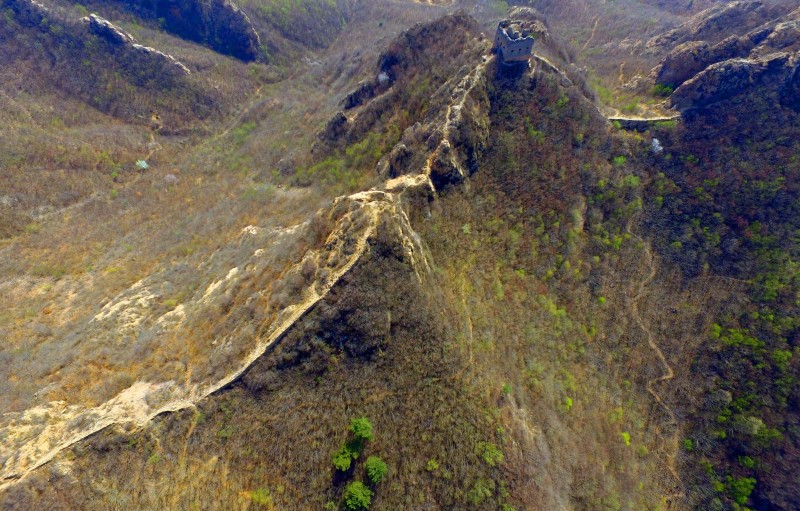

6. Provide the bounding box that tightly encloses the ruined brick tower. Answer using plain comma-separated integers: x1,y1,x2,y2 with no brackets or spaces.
493,20,534,65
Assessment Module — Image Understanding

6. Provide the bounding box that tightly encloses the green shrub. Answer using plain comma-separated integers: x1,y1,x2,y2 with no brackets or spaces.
333,445,357,472
621,101,639,114
365,456,388,485
343,481,373,511
467,478,494,505
217,425,234,439
651,83,674,97
476,442,504,467
772,349,792,370
350,417,374,442
653,119,677,130
250,488,272,506
727,476,756,505
230,121,257,146
622,174,640,188
738,456,756,469
334,418,374,472
426,459,439,472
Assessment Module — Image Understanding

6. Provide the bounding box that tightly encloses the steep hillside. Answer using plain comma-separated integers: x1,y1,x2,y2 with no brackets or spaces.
640,51,800,511
1,3,799,511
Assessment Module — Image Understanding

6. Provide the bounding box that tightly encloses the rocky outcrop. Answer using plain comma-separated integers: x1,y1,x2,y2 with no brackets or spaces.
196,0,262,61
318,111,349,142
428,140,464,190
336,11,476,113
110,0,262,61
671,51,798,112
783,59,800,110
87,13,135,45
507,7,551,45
387,143,413,178
651,41,713,88
378,11,480,82
4,0,189,78
315,11,492,195
650,6,800,90
646,1,770,53
86,15,190,77
755,19,800,55
340,78,390,111
0,0,206,123
651,36,757,88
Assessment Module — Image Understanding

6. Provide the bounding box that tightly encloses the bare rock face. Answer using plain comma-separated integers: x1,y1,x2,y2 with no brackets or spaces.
319,111,349,142
651,36,758,88
4,0,190,78
341,79,388,111
671,51,798,112
783,59,800,110
651,41,713,88
762,20,800,53
110,0,263,61
428,140,464,190
85,15,190,77
377,11,480,83
386,143,412,178
87,13,135,45
199,0,262,61
646,1,768,53
507,6,550,42
713,34,759,60
649,5,800,94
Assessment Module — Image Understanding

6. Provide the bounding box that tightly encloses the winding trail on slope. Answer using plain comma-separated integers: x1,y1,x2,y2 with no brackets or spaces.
627,218,685,503
581,16,601,52
422,57,488,177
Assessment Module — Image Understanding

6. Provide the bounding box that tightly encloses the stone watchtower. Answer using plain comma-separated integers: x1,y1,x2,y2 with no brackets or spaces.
493,20,534,65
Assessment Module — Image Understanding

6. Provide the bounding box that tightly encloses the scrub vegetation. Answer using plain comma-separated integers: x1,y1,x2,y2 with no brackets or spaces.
1,1,799,510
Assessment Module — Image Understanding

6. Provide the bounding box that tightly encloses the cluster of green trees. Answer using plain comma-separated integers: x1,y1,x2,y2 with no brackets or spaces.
329,418,388,511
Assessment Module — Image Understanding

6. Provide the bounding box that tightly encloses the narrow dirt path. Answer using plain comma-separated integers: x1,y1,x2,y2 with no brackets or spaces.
627,219,685,503
581,16,601,52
